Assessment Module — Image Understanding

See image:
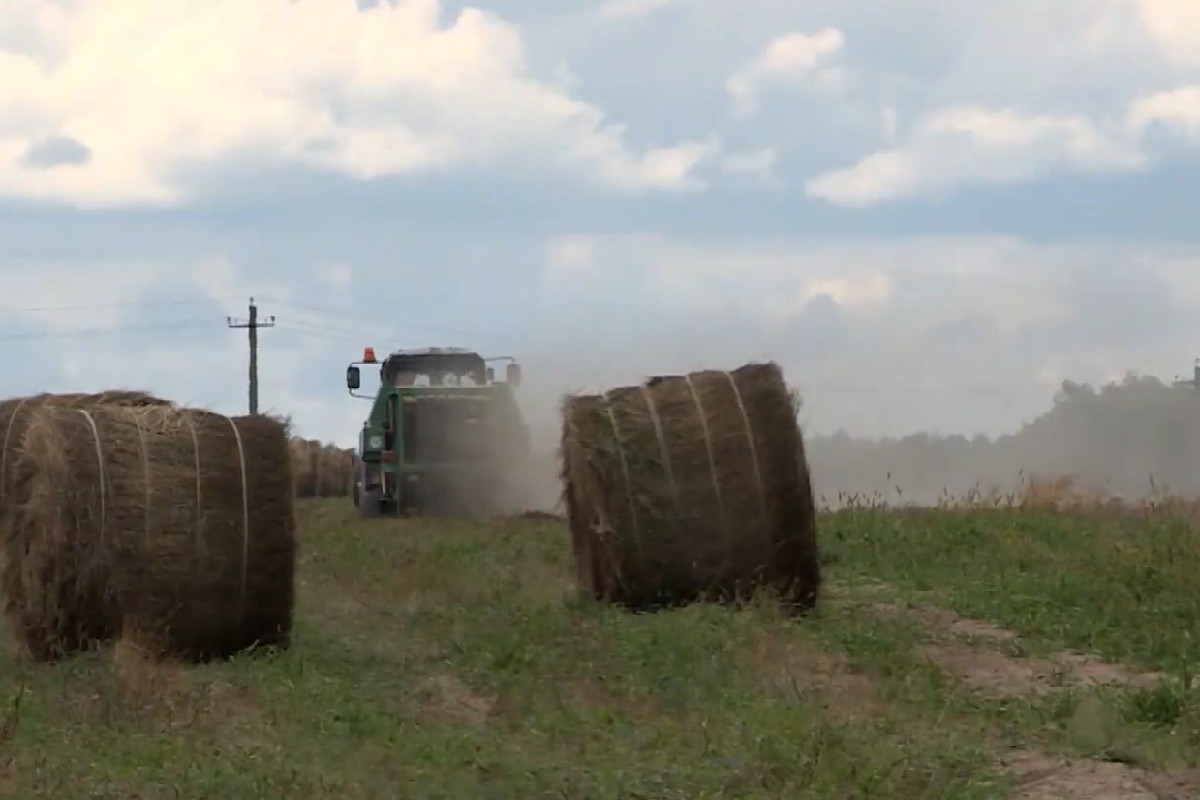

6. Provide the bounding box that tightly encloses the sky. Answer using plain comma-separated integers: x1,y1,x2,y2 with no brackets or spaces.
2,0,1200,447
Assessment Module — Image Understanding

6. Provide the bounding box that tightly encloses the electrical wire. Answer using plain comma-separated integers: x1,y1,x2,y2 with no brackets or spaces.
261,297,510,343
0,296,240,315
0,320,215,342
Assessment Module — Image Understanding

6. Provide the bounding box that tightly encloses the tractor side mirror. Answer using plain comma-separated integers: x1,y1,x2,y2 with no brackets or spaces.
506,363,522,386
486,367,496,383
346,365,361,390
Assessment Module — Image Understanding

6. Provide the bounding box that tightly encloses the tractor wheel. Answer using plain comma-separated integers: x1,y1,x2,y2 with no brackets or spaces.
359,488,383,519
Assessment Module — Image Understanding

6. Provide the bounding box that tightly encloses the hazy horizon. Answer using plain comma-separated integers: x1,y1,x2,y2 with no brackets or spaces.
3,0,1199,504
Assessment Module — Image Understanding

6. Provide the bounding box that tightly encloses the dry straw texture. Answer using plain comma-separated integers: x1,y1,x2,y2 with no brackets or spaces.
0,391,174,645
290,437,355,498
0,391,171,512
560,362,820,611
1,403,296,662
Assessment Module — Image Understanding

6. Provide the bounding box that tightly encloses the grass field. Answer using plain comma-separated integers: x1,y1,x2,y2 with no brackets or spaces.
1,498,1199,799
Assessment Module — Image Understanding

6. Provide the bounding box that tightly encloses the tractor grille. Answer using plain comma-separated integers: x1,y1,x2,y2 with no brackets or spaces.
406,396,492,465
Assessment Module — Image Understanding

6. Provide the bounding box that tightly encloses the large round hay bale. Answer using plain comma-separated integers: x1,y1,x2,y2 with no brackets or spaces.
290,436,316,498
318,444,340,496
1,404,296,662
319,445,355,497
0,391,173,653
0,391,170,510
560,361,820,611
288,438,355,498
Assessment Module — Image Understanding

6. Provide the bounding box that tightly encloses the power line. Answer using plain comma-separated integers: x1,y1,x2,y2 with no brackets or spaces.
0,296,236,315
261,297,506,342
227,297,275,415
282,319,371,343
0,320,213,342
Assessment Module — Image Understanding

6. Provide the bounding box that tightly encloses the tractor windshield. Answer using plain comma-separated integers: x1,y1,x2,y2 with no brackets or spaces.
382,352,487,387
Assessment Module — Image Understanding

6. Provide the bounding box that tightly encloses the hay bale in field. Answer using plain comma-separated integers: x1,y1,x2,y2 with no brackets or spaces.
318,444,352,496
1,404,296,662
0,391,171,508
560,361,820,611
290,438,354,498
289,436,317,498
0,391,173,646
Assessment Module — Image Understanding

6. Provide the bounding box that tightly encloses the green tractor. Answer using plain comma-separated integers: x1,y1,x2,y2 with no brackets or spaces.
345,346,531,518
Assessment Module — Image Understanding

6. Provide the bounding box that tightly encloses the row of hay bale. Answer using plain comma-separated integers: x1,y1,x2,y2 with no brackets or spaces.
290,437,357,498
559,362,822,612
0,391,296,662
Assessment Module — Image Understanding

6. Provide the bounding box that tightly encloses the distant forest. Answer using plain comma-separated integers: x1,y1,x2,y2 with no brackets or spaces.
805,373,1200,504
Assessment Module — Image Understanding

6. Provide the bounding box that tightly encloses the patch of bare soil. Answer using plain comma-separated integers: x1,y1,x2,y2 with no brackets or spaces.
920,644,1167,699
1003,749,1200,800
865,599,1167,698
898,604,1018,642
747,631,884,721
49,639,269,747
859,592,1199,799
419,674,493,728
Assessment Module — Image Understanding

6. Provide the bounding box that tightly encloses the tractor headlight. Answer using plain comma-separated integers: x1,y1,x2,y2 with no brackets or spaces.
368,435,383,450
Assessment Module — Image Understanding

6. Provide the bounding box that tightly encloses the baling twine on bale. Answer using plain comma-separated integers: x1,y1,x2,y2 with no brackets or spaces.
74,408,255,625
561,361,820,611
595,369,772,575
0,394,32,506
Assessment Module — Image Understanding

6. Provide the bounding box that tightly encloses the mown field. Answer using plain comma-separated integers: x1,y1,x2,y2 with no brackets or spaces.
1,499,1199,799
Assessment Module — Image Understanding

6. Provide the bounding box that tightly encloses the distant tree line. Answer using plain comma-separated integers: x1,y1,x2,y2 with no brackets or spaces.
806,373,1200,504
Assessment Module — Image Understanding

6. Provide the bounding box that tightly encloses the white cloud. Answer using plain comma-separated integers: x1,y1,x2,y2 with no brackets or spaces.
604,137,720,192
0,261,166,331
720,146,779,185
316,262,354,291
806,105,1147,207
189,256,294,321
1126,85,1200,141
747,271,892,321
533,232,1200,341
881,107,899,143
562,233,873,319
725,28,844,115
801,274,891,311
1133,0,1200,67
544,235,596,276
0,0,716,208
595,0,684,21
531,232,1200,436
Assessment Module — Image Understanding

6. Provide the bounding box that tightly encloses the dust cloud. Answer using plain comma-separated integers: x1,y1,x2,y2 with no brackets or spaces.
808,373,1200,505
506,361,1200,512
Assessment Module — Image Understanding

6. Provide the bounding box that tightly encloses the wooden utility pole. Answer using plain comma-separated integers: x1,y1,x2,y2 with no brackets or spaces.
1172,358,1200,389
227,297,275,414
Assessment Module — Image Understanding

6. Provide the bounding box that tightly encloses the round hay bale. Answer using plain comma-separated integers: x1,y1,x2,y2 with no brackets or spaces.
326,447,352,497
560,361,820,611
325,446,354,497
1,404,296,662
0,391,171,510
345,449,359,496
289,437,316,498
0,390,172,655
318,444,340,496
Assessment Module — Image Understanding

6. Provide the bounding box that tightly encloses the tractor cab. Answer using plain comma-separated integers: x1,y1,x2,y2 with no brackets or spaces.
347,346,521,395
345,347,528,517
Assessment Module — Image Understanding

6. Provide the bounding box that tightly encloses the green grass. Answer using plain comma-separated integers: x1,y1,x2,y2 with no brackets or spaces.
2,499,1199,797
822,505,1200,671
823,503,1200,775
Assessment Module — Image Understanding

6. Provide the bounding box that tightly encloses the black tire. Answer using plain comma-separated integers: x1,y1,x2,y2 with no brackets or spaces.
359,488,383,519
